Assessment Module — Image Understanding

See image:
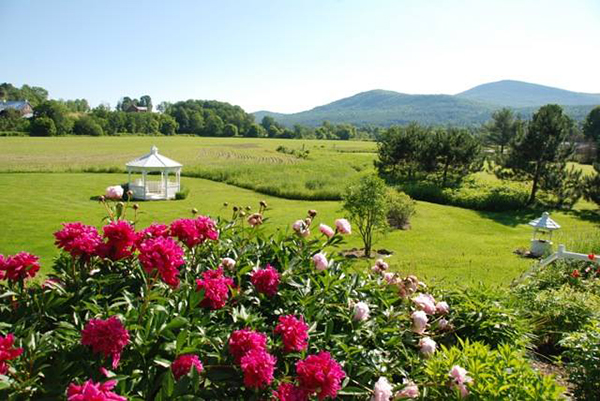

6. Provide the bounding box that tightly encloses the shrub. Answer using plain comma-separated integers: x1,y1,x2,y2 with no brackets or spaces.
386,189,416,229
400,178,529,211
175,187,190,200
29,116,56,137
73,116,104,136
439,285,531,349
423,340,564,400
560,321,600,400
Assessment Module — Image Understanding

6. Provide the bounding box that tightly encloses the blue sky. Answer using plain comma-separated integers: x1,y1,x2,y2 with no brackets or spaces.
1,0,599,113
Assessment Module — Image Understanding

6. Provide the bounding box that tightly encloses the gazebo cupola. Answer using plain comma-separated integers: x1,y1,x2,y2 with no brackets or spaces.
126,146,182,200
528,212,561,257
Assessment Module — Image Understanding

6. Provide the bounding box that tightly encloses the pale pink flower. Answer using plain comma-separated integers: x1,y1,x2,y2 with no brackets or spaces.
383,272,396,284
319,224,335,238
395,381,419,399
435,301,449,315
221,257,236,270
105,186,123,200
312,253,329,271
411,311,428,334
335,218,351,234
418,337,436,357
438,318,449,330
449,365,471,384
353,302,370,322
413,293,436,314
371,377,393,401
457,383,469,398
292,220,310,237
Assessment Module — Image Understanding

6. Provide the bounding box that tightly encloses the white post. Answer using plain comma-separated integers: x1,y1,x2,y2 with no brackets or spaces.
143,171,147,201
164,170,169,199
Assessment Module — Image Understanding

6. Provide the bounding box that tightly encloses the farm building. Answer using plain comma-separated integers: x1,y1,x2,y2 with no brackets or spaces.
0,100,33,118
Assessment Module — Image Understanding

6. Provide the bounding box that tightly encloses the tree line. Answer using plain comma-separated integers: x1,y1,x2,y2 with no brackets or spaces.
376,104,600,209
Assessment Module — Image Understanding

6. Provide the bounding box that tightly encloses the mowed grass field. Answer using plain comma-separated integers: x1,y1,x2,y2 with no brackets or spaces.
0,137,598,286
0,136,376,200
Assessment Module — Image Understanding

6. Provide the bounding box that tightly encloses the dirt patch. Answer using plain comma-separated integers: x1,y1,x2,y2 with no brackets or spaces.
529,357,574,399
340,248,394,259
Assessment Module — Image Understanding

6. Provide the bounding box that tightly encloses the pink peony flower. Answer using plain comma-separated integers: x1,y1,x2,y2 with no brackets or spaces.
419,337,436,357
435,301,449,315
196,268,234,309
0,334,23,375
383,272,397,284
250,265,280,297
371,377,393,401
438,318,450,330
240,349,277,389
312,253,329,271
247,213,263,227
292,220,310,237
81,316,129,369
171,354,203,380
0,252,40,282
449,365,471,384
456,383,469,398
353,302,370,322
138,237,185,288
395,381,419,399
105,185,124,200
228,329,268,364
67,379,127,401
411,310,428,334
274,315,309,353
319,224,335,238
54,222,103,259
137,223,169,243
296,351,346,400
413,293,436,315
170,216,219,248
221,257,236,270
96,221,137,261
273,382,309,401
335,218,351,234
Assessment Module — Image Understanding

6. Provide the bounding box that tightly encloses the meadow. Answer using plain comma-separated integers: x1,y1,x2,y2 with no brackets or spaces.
0,136,598,287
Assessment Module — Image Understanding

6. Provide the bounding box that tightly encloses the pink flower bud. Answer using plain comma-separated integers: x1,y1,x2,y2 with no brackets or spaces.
435,301,449,315
221,257,236,270
353,301,370,322
105,185,123,200
319,224,335,238
312,253,328,271
418,337,436,357
395,381,419,399
411,310,428,334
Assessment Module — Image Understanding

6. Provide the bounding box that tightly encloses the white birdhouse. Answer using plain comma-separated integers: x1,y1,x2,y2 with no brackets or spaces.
528,212,560,257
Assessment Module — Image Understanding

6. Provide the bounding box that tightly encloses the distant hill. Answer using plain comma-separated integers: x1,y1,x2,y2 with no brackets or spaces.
456,80,600,107
253,81,600,127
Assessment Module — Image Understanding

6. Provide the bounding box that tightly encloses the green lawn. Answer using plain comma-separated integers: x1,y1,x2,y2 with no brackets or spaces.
1,172,598,287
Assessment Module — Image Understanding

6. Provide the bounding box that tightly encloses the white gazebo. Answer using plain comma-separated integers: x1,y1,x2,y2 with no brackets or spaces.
126,146,182,200
528,212,561,257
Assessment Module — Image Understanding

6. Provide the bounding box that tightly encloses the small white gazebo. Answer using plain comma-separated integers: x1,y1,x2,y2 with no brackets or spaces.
528,212,561,257
126,146,182,200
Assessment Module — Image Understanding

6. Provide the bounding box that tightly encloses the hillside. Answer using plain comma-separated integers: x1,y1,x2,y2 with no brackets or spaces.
456,80,600,107
254,81,600,127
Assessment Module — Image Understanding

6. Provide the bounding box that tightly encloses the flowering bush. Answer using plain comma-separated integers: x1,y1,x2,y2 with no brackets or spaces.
0,202,566,399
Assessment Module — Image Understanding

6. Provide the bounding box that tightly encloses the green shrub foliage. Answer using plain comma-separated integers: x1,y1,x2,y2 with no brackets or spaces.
385,189,416,229
560,321,600,400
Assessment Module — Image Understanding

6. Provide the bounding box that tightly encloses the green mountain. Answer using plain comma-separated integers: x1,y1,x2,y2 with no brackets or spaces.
456,80,600,107
253,81,600,127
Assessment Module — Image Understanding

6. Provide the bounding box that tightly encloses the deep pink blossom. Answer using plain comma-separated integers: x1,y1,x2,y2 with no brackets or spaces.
171,354,203,380
240,349,276,389
228,329,267,364
250,265,280,297
170,216,218,248
81,316,129,369
274,315,309,353
96,221,137,261
0,334,23,375
138,237,184,288
54,222,102,259
137,223,170,244
296,351,346,400
0,252,40,282
196,268,234,309
273,382,310,401
67,379,127,401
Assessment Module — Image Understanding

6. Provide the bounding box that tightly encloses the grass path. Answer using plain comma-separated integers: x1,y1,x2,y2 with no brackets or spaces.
1,172,597,286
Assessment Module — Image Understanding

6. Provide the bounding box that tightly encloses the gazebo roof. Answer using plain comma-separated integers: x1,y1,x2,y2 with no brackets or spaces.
528,212,561,230
126,146,182,169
